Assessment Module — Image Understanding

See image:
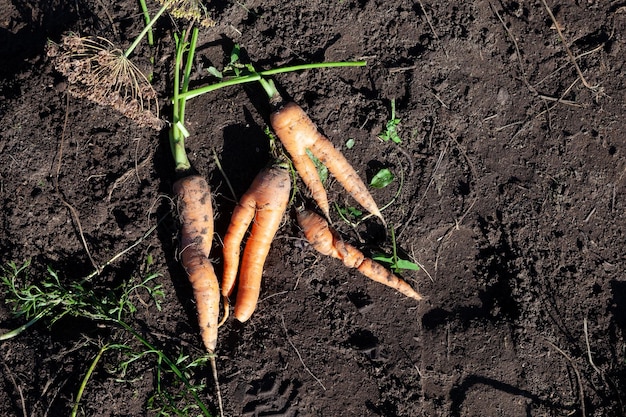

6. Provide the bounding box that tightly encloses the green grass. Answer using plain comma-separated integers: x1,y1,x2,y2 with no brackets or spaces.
0,258,214,416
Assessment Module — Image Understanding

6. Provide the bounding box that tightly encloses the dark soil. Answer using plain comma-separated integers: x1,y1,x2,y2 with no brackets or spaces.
1,1,626,416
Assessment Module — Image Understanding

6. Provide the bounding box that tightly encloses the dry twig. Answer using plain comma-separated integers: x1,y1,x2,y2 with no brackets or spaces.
540,0,603,97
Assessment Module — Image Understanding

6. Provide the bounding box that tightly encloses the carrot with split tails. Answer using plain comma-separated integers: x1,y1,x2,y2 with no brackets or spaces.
270,102,384,223
296,208,423,301
222,162,291,322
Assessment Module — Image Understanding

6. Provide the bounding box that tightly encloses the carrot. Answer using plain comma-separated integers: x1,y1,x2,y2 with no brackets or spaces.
270,102,384,223
296,209,423,300
221,162,291,322
174,175,219,351
173,174,224,417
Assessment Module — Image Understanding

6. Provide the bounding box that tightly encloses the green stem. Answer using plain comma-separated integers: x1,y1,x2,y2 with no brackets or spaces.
170,31,192,172
124,2,170,58
178,27,199,135
71,344,109,417
138,0,155,47
180,74,262,100
259,60,367,75
0,305,57,341
182,28,199,94
179,60,367,101
390,226,399,267
258,77,278,101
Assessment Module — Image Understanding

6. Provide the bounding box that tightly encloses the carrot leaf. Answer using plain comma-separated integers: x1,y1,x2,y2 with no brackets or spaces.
370,168,394,188
372,253,420,272
0,260,212,416
306,148,329,184
345,138,356,149
371,226,419,273
378,98,402,144
207,66,223,79
337,205,363,220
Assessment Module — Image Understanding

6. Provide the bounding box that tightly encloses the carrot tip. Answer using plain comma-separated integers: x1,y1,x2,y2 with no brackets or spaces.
218,297,230,328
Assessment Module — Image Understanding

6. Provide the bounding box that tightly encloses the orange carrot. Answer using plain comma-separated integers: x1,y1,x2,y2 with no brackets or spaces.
221,163,291,322
296,209,422,300
270,102,384,223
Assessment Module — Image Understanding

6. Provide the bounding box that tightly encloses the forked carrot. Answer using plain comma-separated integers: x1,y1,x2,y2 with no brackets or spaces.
296,208,423,300
270,102,384,223
221,162,291,322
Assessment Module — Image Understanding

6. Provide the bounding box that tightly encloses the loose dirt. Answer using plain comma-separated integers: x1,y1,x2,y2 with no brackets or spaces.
1,1,625,416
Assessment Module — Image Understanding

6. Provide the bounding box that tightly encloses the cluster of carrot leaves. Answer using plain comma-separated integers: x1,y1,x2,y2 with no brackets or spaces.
0,259,213,417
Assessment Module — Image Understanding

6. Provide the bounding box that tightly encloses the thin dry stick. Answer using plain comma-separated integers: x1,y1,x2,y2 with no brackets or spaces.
540,0,600,92
583,317,625,413
411,246,434,283
432,136,478,272
490,3,536,94
536,78,580,119
537,94,582,107
583,317,602,376
212,149,237,203
133,137,143,183
447,136,477,228
107,154,152,202
544,339,587,417
1,359,28,417
40,376,66,417
397,141,448,241
533,44,604,88
417,0,448,58
95,0,118,38
83,216,165,282
280,314,326,391
55,94,99,272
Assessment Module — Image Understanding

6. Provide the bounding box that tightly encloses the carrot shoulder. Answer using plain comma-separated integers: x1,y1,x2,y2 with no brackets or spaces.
270,102,384,223
221,163,291,322
296,209,422,301
173,175,214,258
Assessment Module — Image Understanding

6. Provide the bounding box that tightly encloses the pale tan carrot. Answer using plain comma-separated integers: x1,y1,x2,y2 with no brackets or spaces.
221,163,291,322
296,209,422,300
174,174,224,417
270,102,384,223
